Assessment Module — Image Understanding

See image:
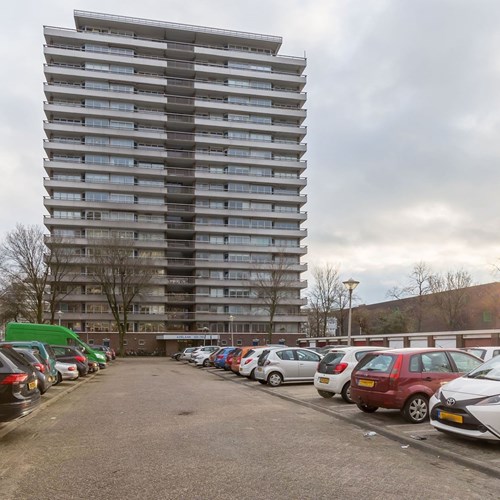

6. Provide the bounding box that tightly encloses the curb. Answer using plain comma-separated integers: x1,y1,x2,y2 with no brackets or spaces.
208,367,500,479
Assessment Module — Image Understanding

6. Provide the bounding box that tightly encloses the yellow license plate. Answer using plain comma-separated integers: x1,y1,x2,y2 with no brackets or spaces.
438,410,463,424
358,379,375,388
28,380,37,390
319,377,329,384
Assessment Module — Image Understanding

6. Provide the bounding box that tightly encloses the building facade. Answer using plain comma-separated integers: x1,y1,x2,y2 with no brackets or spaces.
43,11,308,353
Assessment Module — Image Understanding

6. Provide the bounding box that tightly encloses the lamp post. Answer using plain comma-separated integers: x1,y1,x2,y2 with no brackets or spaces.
342,278,359,346
57,310,63,326
229,315,234,346
202,327,209,346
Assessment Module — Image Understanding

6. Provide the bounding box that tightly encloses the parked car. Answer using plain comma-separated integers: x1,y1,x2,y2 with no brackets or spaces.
171,351,183,361
88,360,99,373
14,348,53,395
91,345,115,362
350,348,483,423
0,341,58,385
239,346,284,380
188,346,219,363
208,348,223,366
255,347,323,387
51,345,89,377
314,346,388,402
194,351,213,367
214,347,236,368
0,346,41,422
230,346,258,375
465,346,500,362
55,361,79,382
179,347,198,361
224,349,237,371
430,354,500,441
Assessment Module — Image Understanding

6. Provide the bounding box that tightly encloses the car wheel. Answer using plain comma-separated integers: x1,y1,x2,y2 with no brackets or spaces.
356,403,378,413
249,368,256,380
258,379,267,385
402,394,429,424
317,390,334,399
56,372,63,385
174,354,181,361
202,359,210,367
341,382,354,403
267,372,283,387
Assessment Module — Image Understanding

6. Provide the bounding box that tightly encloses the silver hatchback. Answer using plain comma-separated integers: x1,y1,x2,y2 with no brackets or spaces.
255,347,322,387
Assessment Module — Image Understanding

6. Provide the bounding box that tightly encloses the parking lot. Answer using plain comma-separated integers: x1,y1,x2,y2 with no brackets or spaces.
1,358,500,500
204,363,500,477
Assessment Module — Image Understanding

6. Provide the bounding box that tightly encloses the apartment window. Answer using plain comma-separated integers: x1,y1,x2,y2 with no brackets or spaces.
228,217,250,227
228,200,250,210
85,62,110,72
85,99,109,109
228,235,251,245
274,222,299,229
252,219,272,229
110,120,134,129
86,173,109,183
109,212,135,221
251,202,272,211
85,118,109,127
228,183,249,193
210,288,224,297
110,175,134,185
53,210,81,219
54,192,81,201
110,193,134,203
252,237,272,246
227,165,250,175
111,138,134,148
110,157,134,167
85,136,109,145
250,185,272,194
274,239,299,247
137,196,163,205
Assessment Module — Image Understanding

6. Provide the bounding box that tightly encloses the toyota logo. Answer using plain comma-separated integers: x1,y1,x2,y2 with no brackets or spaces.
446,397,456,406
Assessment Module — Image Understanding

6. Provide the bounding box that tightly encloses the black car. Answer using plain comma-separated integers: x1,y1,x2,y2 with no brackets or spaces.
14,348,53,395
0,346,41,422
51,345,89,377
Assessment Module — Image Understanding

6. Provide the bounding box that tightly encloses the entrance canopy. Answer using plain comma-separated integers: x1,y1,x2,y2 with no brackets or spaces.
156,334,220,341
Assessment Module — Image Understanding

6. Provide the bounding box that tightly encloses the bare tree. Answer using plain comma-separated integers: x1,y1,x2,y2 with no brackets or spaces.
429,269,473,329
308,264,346,337
252,253,296,344
87,236,157,356
0,224,50,323
386,262,434,331
45,235,79,324
0,281,28,323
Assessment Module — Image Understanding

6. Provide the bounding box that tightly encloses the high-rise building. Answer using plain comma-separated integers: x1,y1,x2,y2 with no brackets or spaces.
43,10,307,353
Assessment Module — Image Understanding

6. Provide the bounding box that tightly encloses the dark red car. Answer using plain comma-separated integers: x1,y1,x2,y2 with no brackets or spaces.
350,348,482,423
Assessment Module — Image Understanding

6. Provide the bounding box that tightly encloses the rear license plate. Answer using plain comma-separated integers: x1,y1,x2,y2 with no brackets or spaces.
28,380,37,390
319,377,329,384
358,379,375,388
438,410,463,424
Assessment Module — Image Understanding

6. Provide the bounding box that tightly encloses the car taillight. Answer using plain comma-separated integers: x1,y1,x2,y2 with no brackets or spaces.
217,355,223,359
389,355,403,387
244,358,253,365
1,373,28,385
34,363,45,373
75,355,86,363
334,362,348,374
68,366,76,371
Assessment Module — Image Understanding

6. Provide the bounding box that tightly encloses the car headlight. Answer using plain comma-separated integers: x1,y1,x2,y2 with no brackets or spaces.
434,387,442,400
475,394,500,406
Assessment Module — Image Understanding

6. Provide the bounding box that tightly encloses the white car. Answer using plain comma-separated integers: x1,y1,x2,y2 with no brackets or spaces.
429,355,500,441
55,361,79,383
239,346,284,379
188,346,219,363
179,347,198,361
194,351,213,367
255,347,322,387
466,346,500,362
313,346,387,403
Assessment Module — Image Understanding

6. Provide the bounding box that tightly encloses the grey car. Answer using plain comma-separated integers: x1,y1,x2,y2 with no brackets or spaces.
255,347,322,387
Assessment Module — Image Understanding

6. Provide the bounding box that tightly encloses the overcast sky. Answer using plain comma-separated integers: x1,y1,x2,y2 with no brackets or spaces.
2,0,500,304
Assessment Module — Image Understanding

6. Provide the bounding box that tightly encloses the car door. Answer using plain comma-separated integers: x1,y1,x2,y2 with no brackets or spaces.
296,349,321,379
447,351,483,374
275,349,300,380
419,351,456,393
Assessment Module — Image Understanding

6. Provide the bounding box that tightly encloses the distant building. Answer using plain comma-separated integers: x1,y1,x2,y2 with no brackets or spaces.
353,282,500,334
42,11,308,354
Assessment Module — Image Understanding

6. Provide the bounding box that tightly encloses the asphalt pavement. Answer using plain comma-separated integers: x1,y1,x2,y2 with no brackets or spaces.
0,358,499,500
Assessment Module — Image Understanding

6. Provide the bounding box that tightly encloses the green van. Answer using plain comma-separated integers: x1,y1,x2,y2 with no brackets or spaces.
5,323,107,368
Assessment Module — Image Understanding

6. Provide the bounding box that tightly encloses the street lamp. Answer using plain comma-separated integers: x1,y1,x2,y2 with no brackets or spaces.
342,278,359,346
202,326,209,346
57,310,63,326
229,315,234,346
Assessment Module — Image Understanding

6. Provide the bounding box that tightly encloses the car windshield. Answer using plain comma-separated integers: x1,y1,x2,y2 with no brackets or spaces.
466,356,500,381
356,353,395,373
322,352,345,365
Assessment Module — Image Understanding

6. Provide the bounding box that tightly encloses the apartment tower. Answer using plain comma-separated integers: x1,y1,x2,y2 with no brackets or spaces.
43,11,307,352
